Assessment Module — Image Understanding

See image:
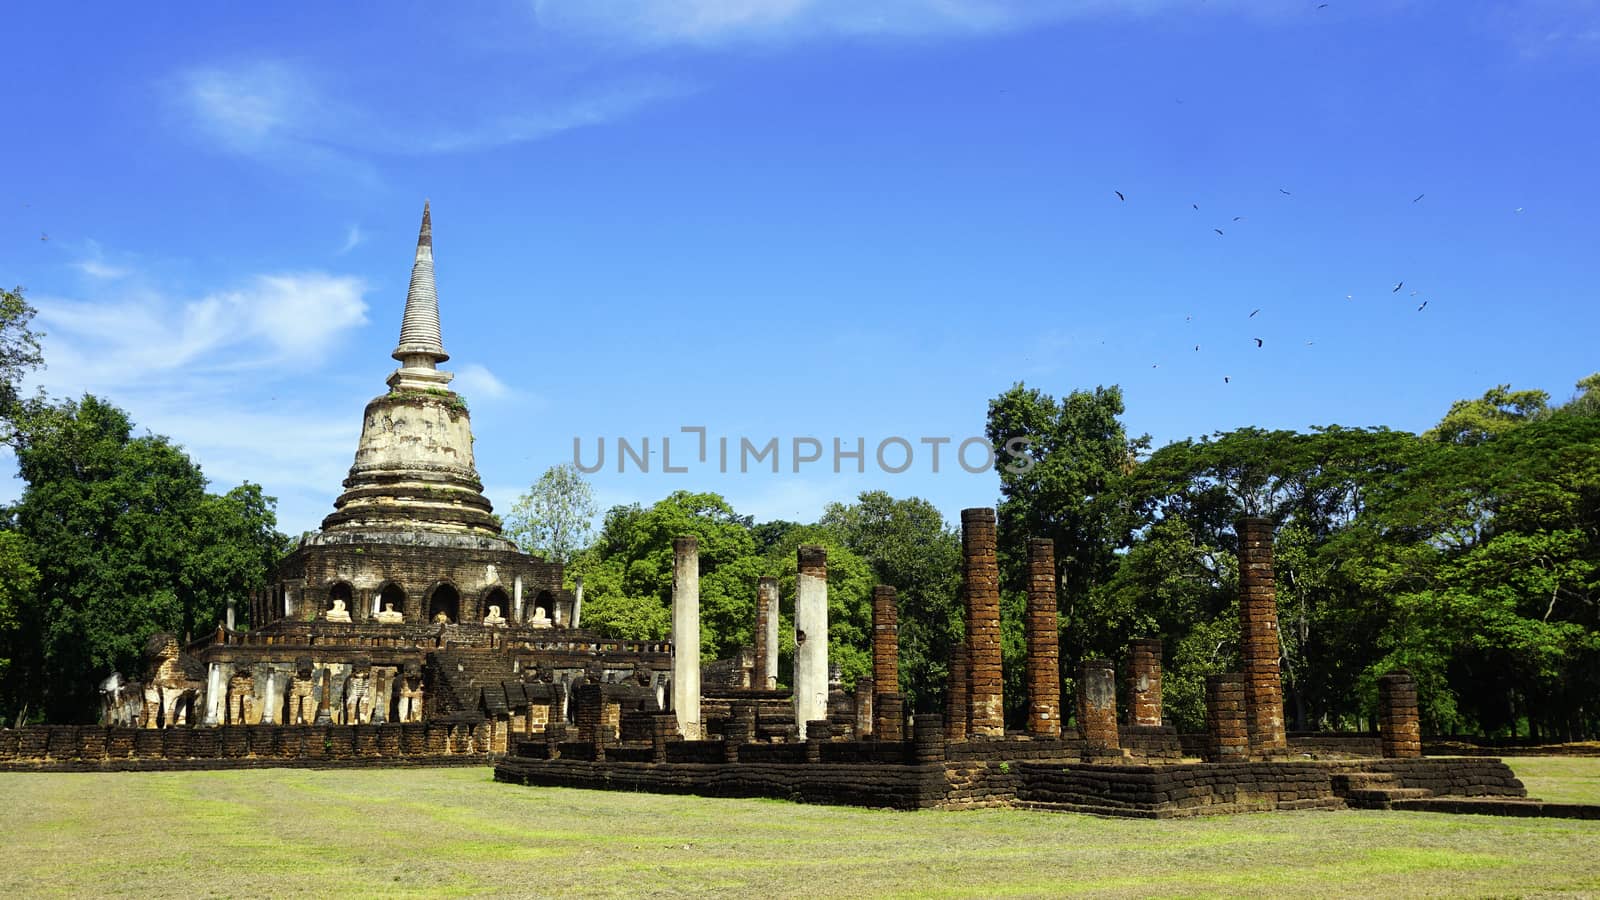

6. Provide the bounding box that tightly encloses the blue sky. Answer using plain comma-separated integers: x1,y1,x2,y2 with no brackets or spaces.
3,1,1598,536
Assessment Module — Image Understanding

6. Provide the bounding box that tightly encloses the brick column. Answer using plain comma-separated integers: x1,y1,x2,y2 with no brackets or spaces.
961,508,1004,738
1236,517,1286,754
671,536,702,739
871,584,905,740
875,693,905,742
1204,673,1249,762
1075,659,1120,752
872,585,899,694
913,714,946,764
794,545,829,739
755,577,780,690
1378,671,1423,758
946,637,969,742
1127,639,1164,727
1025,538,1061,736
853,677,875,739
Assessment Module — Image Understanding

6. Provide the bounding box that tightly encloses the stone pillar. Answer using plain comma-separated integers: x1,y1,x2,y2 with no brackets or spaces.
1025,538,1061,737
961,508,1004,738
572,575,584,629
1204,672,1249,762
1378,671,1422,758
1127,638,1164,727
853,678,874,738
756,577,780,690
1075,659,1119,752
793,545,829,739
203,663,225,726
261,671,278,725
513,575,523,622
671,537,701,739
946,636,969,742
1237,517,1287,754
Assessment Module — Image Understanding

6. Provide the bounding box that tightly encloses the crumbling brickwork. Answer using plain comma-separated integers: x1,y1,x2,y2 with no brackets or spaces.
1076,659,1120,752
1205,672,1249,762
1237,517,1287,753
946,637,969,743
961,508,1004,738
1025,538,1061,736
1127,638,1163,727
1378,671,1423,758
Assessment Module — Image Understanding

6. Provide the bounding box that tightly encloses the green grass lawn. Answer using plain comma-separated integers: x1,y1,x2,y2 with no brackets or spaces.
1,761,1596,898
1500,755,1600,805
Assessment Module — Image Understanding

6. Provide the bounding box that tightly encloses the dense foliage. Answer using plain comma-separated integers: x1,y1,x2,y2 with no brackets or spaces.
987,378,1600,738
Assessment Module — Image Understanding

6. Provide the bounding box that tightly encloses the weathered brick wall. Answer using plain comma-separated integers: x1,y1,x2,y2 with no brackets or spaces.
961,508,1004,738
1378,671,1422,758
0,723,492,771
1237,517,1287,753
1126,639,1163,727
1205,672,1249,762
871,585,899,693
1076,659,1120,752
1025,539,1061,737
946,637,969,743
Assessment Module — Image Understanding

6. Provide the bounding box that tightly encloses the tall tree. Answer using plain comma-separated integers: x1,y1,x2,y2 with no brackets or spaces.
4,395,286,722
0,286,44,441
505,463,598,565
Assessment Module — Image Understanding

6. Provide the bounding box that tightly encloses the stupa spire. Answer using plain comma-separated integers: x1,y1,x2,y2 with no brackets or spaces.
392,200,448,366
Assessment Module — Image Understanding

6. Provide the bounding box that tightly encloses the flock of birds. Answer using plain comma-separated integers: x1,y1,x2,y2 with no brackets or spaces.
1109,186,1526,384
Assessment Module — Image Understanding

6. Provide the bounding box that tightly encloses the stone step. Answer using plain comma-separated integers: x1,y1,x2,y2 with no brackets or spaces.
1333,772,1400,790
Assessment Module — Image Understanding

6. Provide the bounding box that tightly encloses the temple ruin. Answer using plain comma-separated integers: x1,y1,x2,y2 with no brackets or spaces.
0,205,1549,820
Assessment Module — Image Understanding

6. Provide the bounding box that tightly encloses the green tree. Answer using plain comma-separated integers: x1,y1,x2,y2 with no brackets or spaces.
0,286,45,442
819,491,962,709
505,464,598,565
3,395,286,722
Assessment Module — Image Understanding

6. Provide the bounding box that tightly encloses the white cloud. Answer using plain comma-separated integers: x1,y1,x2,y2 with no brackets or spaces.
338,225,364,255
454,363,513,400
36,272,369,391
70,239,133,280
170,60,685,163
531,0,1208,46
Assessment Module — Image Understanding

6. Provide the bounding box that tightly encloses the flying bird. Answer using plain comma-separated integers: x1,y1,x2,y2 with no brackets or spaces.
1253,338,1264,348
1115,191,1125,201
39,233,48,241
1192,203,1199,210
1194,344,1201,351
1233,216,1245,221
1417,301,1428,311
1279,188,1292,196
1515,207,1525,213
1413,193,1425,203
1224,376,1232,383
1249,308,1261,318
1392,281,1404,293
1214,228,1225,236
1346,294,1353,300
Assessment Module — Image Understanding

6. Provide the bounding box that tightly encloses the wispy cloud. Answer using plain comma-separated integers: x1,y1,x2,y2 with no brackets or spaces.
71,239,133,280
36,272,368,391
338,224,364,255
531,0,1235,47
454,363,513,400
169,59,686,164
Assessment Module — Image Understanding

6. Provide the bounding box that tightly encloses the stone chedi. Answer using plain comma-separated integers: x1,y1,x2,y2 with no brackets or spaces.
102,204,670,738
